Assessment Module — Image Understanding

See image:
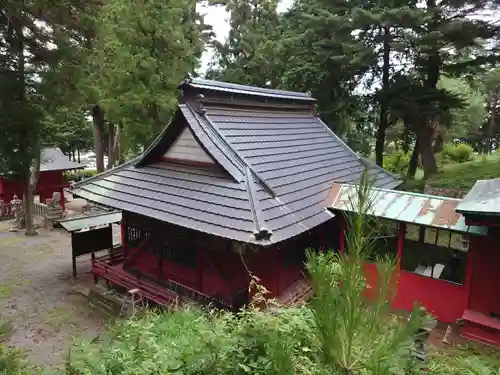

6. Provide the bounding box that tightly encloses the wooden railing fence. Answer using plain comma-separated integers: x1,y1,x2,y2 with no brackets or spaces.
0,200,13,220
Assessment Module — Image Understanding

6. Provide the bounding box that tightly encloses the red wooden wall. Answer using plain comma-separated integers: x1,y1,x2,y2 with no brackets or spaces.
0,171,67,204
125,243,304,301
363,262,469,323
468,233,500,316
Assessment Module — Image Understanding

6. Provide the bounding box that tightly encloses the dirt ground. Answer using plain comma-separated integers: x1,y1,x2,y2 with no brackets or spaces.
0,198,119,369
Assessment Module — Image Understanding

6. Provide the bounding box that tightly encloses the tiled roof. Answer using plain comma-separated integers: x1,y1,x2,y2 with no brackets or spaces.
41,147,85,172
328,184,487,236
70,79,400,245
456,178,500,216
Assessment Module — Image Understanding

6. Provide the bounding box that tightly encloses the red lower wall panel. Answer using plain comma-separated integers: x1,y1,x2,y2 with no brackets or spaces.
129,251,199,290
394,271,467,323
364,263,467,323
462,320,500,347
126,246,306,302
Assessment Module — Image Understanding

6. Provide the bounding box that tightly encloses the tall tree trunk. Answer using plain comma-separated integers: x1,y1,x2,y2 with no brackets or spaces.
416,0,440,177
113,123,122,165
92,104,105,173
485,92,498,154
12,14,37,236
407,139,420,179
24,151,41,236
375,25,391,167
418,126,437,179
107,123,115,169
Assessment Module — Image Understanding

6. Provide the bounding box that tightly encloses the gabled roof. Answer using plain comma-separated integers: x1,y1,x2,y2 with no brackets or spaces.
328,183,487,236
456,178,500,217
41,147,85,172
69,79,400,245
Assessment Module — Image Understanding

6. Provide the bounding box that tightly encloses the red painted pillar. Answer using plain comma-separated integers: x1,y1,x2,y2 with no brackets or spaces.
121,219,127,260
320,226,325,252
396,223,406,267
339,215,346,253
464,237,476,309
197,250,203,292
276,248,281,296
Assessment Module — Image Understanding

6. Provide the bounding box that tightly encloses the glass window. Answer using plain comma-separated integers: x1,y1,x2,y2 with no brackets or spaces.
401,225,468,285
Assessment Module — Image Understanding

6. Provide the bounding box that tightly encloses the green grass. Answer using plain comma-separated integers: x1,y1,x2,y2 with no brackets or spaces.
0,285,14,300
427,154,500,190
402,153,500,192
0,317,12,342
428,344,500,375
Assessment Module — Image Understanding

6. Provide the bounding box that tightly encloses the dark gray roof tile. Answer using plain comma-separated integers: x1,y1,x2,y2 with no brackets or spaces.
70,80,399,245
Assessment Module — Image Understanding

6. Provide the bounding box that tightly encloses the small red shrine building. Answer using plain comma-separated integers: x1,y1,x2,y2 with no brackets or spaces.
69,78,398,310
0,147,84,210
329,182,500,347
455,178,500,347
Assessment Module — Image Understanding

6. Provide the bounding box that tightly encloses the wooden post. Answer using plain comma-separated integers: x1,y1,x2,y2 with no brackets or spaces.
197,250,203,291
59,188,65,210
91,251,97,283
397,223,406,267
339,215,346,253
464,237,475,309
72,242,77,278
121,219,127,260
320,225,325,252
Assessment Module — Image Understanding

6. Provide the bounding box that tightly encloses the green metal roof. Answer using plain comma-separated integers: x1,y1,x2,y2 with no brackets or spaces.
328,184,487,236
58,211,122,232
456,178,500,217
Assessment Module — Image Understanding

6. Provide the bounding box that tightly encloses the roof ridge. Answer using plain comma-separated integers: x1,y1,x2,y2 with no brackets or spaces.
244,167,272,240
179,77,316,102
186,100,277,198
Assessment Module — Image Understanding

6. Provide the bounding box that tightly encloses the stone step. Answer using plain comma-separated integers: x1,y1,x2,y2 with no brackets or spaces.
90,286,125,313
73,284,123,315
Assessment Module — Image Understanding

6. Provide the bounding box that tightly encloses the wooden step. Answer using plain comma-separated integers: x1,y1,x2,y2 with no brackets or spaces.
461,309,500,347
72,284,120,315
92,262,180,309
279,278,313,306
88,285,123,313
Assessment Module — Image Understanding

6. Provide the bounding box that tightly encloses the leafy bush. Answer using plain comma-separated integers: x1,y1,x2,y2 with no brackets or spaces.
0,345,42,375
383,151,411,176
66,307,319,375
440,143,474,164
65,170,98,182
0,318,12,341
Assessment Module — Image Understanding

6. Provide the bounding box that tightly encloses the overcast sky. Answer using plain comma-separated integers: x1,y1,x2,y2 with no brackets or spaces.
197,2,498,74
198,0,294,74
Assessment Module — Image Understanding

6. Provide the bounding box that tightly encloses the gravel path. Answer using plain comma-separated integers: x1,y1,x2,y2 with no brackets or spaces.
0,201,117,369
